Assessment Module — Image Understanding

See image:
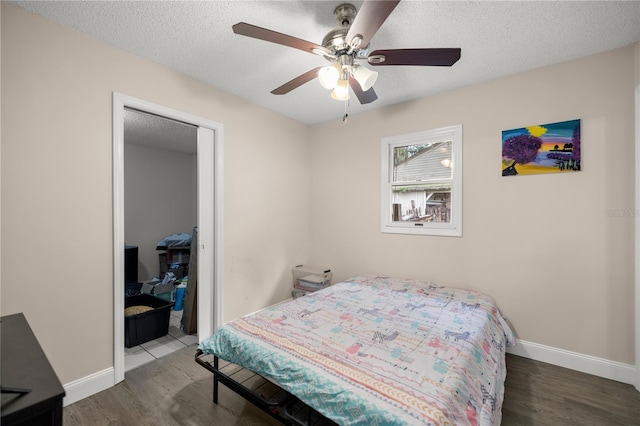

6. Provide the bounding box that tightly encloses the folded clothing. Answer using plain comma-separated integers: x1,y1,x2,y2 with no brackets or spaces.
157,232,192,248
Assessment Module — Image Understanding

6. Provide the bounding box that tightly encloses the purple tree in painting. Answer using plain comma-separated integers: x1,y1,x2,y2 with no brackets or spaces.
502,134,542,176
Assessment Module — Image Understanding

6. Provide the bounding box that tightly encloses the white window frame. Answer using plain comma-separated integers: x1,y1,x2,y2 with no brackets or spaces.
380,125,463,237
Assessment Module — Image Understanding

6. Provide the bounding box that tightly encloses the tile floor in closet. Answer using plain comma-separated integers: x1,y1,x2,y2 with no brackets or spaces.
124,309,199,372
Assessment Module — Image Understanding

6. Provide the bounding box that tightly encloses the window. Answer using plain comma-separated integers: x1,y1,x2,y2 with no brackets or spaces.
381,125,462,236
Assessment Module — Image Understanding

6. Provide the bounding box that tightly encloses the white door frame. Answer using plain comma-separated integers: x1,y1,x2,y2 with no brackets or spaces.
635,84,640,392
112,92,224,383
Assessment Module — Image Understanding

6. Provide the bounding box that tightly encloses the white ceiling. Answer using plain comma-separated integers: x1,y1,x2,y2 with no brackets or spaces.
12,1,640,127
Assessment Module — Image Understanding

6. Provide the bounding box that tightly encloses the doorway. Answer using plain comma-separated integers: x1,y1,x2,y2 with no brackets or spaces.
123,107,197,370
112,93,224,384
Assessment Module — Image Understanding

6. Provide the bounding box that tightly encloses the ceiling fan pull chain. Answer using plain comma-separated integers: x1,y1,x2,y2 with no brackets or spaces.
342,98,349,124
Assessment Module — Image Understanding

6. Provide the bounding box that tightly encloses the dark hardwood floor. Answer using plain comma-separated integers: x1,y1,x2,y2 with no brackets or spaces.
502,354,639,425
64,345,640,425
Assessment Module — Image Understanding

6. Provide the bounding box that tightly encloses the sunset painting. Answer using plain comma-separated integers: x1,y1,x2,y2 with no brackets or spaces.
501,119,581,176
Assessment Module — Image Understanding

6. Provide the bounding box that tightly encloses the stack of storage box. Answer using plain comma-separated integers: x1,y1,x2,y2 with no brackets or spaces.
292,265,332,298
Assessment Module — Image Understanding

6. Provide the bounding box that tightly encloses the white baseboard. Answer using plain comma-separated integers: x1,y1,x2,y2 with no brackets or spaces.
63,367,115,406
61,340,636,407
507,339,636,385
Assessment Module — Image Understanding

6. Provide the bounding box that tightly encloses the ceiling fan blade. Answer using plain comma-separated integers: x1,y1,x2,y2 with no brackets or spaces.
368,48,461,66
271,67,323,95
233,22,330,56
346,0,400,50
349,76,378,104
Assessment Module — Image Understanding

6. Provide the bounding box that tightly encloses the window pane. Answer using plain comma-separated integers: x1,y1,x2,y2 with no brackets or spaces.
381,124,462,237
391,185,451,223
393,141,452,183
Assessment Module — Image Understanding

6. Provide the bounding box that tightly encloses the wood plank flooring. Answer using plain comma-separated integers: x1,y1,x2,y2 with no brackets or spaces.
502,354,640,425
63,345,640,425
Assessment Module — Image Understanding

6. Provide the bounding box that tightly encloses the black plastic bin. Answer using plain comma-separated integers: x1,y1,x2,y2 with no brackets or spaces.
125,294,174,348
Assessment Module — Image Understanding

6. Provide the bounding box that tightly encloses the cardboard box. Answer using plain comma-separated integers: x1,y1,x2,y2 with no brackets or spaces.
141,280,174,296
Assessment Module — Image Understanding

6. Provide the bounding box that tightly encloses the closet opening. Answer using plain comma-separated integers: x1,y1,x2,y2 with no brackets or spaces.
123,108,199,371
113,93,224,384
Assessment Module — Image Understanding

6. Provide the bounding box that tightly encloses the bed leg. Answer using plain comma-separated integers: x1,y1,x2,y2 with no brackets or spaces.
213,356,219,404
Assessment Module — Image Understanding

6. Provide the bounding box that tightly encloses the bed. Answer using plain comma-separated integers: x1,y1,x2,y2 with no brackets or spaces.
196,274,516,425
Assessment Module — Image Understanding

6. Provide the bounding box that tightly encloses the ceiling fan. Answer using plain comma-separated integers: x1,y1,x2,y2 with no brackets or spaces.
232,0,461,105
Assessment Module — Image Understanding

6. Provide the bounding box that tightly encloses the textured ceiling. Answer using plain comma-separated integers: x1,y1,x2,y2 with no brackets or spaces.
12,1,640,128
124,109,197,154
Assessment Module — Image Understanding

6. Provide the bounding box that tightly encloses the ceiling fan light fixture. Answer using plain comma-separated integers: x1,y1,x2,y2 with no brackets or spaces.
331,79,350,101
318,64,341,89
352,65,378,91
232,1,461,113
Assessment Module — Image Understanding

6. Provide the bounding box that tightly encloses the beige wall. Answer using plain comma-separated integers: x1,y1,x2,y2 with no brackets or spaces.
124,144,196,282
0,4,311,384
310,45,637,365
635,41,640,86
1,2,638,390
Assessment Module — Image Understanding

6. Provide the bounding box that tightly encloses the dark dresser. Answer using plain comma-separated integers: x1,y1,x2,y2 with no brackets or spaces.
1,313,65,426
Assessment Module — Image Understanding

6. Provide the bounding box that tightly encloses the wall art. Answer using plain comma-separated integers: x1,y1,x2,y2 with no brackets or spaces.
502,119,581,176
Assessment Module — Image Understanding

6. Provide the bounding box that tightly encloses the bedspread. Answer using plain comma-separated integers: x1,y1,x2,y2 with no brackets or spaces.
199,274,515,425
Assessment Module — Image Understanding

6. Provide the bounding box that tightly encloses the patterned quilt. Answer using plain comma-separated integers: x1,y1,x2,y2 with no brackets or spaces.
199,275,515,425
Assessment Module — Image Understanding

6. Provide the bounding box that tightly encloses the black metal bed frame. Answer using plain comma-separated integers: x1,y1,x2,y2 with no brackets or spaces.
195,349,337,426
